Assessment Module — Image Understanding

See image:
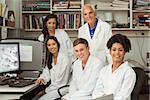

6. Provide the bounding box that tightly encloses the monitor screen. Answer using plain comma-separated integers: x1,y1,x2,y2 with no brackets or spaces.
1,39,43,71
0,43,20,74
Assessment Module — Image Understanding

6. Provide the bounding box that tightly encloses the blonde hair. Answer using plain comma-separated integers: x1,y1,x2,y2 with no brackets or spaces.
82,4,96,13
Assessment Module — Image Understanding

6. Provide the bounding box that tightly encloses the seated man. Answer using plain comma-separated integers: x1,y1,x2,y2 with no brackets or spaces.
62,38,104,100
92,34,136,100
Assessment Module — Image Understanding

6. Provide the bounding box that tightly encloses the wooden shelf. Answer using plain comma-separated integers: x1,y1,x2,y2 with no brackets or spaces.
52,9,81,12
24,29,42,31
132,10,150,13
0,26,16,29
96,7,129,11
24,28,78,31
112,28,150,31
22,11,51,14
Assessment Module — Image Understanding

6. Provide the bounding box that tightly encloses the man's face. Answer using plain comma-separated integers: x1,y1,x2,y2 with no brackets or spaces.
83,6,96,25
74,43,90,62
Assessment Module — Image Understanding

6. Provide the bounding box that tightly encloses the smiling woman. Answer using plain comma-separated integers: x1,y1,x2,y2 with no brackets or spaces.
34,36,72,100
92,34,136,100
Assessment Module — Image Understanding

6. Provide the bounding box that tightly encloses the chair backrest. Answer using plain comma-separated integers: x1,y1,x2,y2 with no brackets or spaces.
131,67,146,100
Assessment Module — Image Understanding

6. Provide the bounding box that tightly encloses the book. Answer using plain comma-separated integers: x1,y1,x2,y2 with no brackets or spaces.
29,14,33,29
0,3,2,16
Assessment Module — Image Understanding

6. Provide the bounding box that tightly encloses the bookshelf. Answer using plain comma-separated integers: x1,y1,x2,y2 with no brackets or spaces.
20,0,84,32
86,0,150,31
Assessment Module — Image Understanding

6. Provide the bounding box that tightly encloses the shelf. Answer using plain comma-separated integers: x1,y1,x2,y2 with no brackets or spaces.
0,26,16,29
96,7,129,11
24,28,79,31
22,11,51,14
24,29,42,31
21,0,83,31
112,28,150,31
132,10,150,13
52,9,81,12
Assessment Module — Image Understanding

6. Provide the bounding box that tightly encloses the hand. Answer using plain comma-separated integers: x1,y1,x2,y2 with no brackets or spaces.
35,78,45,85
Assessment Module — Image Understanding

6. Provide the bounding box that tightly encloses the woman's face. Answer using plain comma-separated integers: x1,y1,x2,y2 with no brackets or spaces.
110,43,125,63
47,39,58,55
46,18,57,32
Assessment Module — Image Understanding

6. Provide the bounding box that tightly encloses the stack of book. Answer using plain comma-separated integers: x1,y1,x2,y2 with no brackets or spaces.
111,0,129,8
53,1,69,9
93,0,129,10
22,1,50,11
57,13,81,29
69,1,81,9
137,14,150,28
22,14,46,29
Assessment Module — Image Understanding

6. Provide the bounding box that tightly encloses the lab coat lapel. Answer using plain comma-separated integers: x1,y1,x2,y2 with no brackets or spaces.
92,19,101,39
79,56,92,86
85,23,91,40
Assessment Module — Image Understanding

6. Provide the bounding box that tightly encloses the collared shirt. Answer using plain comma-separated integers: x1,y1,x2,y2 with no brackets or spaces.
89,18,98,39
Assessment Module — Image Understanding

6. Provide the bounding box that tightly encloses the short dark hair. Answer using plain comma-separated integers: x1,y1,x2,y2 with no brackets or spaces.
107,34,131,52
73,38,89,47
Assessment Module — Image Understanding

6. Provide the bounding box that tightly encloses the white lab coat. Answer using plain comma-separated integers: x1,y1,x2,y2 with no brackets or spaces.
38,52,71,100
38,29,75,62
78,19,112,64
92,61,136,100
63,55,104,100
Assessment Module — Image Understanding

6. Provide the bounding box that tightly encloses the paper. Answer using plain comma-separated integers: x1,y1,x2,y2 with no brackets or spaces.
1,27,7,39
20,45,32,62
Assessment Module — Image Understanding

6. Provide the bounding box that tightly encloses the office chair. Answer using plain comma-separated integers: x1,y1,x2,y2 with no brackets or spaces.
131,67,146,100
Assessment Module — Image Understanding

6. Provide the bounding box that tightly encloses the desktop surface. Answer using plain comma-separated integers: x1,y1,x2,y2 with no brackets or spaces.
0,83,38,93
0,83,39,100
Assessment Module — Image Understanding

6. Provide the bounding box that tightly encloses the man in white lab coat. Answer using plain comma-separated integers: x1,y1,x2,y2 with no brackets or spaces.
62,38,104,100
78,4,112,64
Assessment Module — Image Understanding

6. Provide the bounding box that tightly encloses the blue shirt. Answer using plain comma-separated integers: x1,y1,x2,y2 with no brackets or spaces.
89,18,98,39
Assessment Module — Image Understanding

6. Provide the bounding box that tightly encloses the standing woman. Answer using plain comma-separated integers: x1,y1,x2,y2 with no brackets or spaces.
92,34,136,100
36,36,71,100
38,14,75,63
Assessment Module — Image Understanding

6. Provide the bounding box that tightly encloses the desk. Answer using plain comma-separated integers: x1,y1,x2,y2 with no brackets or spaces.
0,84,38,99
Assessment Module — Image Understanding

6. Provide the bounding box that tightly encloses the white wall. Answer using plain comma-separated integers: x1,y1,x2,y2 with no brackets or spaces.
125,36,150,67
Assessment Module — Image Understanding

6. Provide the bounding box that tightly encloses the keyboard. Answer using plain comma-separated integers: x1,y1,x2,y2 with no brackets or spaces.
0,76,10,85
7,79,35,87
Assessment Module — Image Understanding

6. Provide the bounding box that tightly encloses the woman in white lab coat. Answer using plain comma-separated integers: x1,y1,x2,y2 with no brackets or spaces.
38,14,75,63
92,34,136,100
63,38,104,100
78,4,112,64
35,36,71,100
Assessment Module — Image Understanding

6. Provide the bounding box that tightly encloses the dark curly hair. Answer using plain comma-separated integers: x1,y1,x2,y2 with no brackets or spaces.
107,34,131,53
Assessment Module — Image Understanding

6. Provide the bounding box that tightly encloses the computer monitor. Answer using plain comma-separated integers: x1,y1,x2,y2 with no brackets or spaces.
0,43,20,74
1,39,43,72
